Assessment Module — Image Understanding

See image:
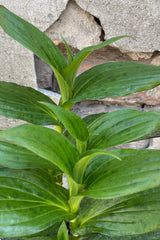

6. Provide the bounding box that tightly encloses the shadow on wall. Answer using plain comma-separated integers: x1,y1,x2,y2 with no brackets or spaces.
34,55,60,93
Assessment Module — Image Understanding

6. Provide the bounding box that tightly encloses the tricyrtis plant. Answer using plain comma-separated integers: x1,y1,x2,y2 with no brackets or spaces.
0,5,160,240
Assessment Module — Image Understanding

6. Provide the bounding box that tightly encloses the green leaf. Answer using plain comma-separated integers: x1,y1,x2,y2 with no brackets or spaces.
16,221,61,239
73,186,160,237
0,168,74,238
0,140,59,171
80,149,160,198
87,109,160,149
73,150,121,184
58,221,69,240
0,5,67,72
63,112,110,146
0,124,80,176
62,36,130,88
77,229,160,240
1,237,57,240
72,62,160,102
0,81,59,125
63,38,74,65
63,113,106,146
51,67,72,104
83,113,106,127
40,102,88,141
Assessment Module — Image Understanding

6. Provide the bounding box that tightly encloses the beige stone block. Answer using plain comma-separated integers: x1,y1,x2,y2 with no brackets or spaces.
111,140,150,150
0,0,69,31
0,33,37,88
75,0,160,52
0,116,25,130
148,138,160,149
127,52,152,61
45,0,101,50
151,55,160,66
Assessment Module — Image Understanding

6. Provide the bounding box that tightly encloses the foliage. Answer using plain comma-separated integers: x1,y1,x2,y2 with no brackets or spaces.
0,5,160,239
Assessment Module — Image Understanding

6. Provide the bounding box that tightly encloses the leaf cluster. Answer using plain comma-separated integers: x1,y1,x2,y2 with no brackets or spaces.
0,5,160,239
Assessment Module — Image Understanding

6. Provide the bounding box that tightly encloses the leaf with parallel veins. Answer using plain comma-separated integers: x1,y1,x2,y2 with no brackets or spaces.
80,149,160,199
0,81,59,125
62,36,130,88
73,186,160,238
0,124,80,176
40,102,88,142
87,109,160,149
72,62,160,102
0,140,60,171
0,168,74,238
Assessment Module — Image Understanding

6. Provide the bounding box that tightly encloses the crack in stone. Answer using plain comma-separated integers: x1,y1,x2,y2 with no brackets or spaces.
94,16,105,41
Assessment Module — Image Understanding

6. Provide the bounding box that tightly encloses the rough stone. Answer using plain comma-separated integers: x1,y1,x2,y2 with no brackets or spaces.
127,52,153,61
72,100,143,119
148,138,160,149
0,0,69,31
0,116,25,130
0,35,36,88
45,0,101,50
102,86,160,106
109,139,150,150
75,0,160,52
151,55,160,66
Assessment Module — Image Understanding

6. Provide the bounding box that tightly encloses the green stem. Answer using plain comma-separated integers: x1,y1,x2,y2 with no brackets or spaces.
61,100,74,111
56,125,63,133
68,195,84,214
67,175,83,196
67,175,84,213
76,140,87,154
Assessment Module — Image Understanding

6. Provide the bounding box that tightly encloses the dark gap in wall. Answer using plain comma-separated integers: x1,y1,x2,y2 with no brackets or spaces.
141,103,145,110
34,54,60,93
94,16,105,41
52,73,60,93
151,50,160,58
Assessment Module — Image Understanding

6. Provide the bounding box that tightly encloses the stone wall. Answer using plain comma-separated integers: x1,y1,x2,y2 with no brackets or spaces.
0,0,160,148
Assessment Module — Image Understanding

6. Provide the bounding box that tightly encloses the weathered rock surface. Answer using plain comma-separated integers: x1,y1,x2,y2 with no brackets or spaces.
45,0,101,50
0,0,68,31
0,116,25,130
0,34,36,87
75,0,160,52
149,138,160,149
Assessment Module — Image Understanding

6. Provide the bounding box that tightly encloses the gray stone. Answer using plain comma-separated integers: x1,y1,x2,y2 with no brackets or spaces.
148,138,160,149
111,139,150,150
75,0,160,52
0,36,36,88
72,101,108,118
0,116,25,130
45,0,101,50
0,0,69,31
